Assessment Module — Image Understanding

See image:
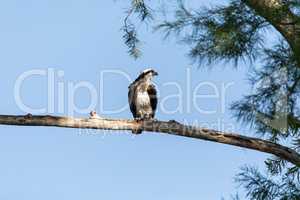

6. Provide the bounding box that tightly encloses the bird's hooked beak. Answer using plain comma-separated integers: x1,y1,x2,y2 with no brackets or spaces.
153,71,158,76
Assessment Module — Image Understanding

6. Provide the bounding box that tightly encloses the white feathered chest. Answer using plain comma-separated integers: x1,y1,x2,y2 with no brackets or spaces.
136,91,151,107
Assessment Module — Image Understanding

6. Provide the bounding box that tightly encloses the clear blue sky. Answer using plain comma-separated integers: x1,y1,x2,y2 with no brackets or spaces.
0,0,268,199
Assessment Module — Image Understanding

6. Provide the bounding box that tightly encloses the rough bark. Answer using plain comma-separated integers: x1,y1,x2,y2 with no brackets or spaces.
243,0,300,65
0,114,300,166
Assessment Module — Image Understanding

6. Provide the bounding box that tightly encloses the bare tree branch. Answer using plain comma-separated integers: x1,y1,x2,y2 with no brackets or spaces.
0,114,300,166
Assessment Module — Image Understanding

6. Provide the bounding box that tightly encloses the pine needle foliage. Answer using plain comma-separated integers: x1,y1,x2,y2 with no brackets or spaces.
119,0,300,199
156,0,267,66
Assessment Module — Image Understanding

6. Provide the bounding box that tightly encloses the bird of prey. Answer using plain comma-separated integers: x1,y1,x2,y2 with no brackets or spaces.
128,69,158,125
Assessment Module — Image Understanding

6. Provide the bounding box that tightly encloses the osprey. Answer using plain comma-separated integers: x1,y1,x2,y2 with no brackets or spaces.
128,69,158,123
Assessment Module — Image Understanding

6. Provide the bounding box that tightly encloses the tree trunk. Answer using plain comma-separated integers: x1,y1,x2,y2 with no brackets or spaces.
243,0,300,66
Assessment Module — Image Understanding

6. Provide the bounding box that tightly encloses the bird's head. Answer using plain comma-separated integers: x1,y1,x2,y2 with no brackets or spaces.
141,68,158,76
139,68,158,82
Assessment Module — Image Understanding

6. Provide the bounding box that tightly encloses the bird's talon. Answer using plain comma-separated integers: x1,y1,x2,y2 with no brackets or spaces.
134,118,142,122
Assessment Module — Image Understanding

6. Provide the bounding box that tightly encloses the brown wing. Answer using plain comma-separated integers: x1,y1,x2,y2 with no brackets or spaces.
147,84,157,118
128,83,138,118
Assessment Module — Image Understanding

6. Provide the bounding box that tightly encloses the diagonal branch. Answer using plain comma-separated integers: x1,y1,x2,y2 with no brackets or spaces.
243,0,300,65
0,114,300,167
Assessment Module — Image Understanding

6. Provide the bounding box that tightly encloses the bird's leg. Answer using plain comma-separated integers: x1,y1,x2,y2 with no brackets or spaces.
132,117,143,134
144,113,152,120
